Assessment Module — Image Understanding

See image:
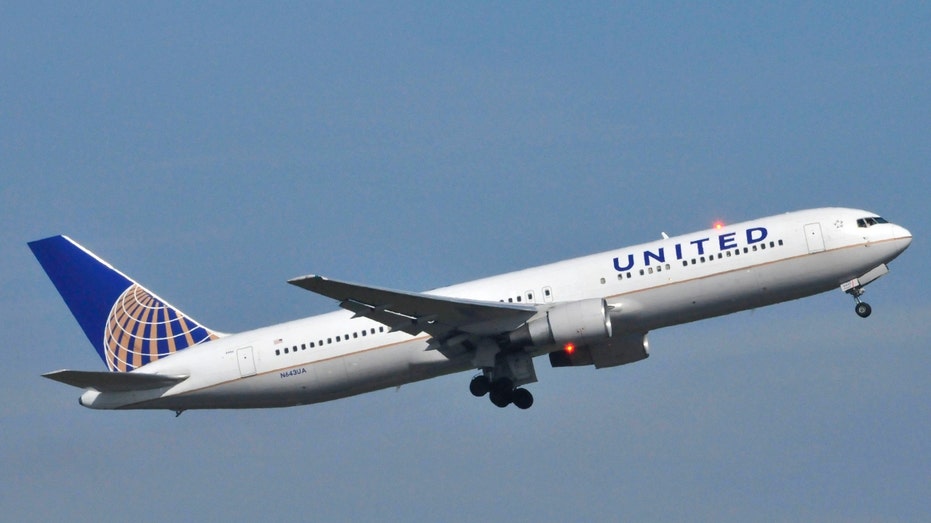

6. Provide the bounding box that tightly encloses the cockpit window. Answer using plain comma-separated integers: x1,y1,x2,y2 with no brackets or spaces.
857,216,888,228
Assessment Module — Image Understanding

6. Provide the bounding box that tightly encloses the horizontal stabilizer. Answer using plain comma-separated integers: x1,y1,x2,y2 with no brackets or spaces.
42,369,188,392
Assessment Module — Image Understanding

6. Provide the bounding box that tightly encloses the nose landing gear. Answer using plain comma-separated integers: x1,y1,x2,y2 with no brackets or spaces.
846,285,872,318
841,264,890,319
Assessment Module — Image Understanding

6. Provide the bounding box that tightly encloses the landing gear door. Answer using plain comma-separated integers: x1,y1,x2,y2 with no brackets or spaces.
237,347,257,377
804,223,825,253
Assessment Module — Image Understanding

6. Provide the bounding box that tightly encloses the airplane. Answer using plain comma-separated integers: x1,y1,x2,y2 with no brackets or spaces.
29,207,911,413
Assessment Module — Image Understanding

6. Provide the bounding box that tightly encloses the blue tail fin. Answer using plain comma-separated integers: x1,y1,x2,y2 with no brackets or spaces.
29,235,220,372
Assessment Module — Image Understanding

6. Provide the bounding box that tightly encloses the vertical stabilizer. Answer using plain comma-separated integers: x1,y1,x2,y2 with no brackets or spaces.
29,236,220,371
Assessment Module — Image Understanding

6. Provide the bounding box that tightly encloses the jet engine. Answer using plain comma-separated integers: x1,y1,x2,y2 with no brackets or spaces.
549,333,649,369
508,298,612,348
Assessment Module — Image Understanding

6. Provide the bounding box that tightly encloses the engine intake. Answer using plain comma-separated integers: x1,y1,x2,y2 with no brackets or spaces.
509,298,612,348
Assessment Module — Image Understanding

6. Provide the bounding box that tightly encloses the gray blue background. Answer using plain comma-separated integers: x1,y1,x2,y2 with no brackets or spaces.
3,3,929,521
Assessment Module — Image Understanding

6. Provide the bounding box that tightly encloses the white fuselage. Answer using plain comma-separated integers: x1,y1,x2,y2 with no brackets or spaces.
79,208,912,410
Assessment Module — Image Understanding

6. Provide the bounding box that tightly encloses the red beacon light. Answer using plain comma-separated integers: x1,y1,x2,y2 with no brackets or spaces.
564,343,575,354
714,221,724,230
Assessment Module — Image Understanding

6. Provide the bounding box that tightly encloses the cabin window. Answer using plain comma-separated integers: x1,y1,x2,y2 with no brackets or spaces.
275,349,280,356
778,239,784,246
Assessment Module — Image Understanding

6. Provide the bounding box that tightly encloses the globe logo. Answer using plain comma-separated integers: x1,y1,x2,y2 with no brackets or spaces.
103,284,217,371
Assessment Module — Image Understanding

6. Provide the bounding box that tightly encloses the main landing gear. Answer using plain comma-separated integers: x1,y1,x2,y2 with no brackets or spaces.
469,374,534,410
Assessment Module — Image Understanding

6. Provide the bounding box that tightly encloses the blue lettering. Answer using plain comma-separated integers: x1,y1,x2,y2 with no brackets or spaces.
643,247,665,266
690,238,710,255
610,226,771,272
746,227,768,244
718,232,737,250
280,368,308,379
613,254,634,272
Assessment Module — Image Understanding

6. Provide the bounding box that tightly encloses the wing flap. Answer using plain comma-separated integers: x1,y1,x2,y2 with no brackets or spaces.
43,369,189,392
288,275,538,338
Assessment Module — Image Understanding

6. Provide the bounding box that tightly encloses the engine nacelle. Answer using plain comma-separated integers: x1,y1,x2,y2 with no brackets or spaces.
549,333,650,369
509,298,612,348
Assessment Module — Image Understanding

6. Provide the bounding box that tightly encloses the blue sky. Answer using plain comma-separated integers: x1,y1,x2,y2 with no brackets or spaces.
2,3,929,521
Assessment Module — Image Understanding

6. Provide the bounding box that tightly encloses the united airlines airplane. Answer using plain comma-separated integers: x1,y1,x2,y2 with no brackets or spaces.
30,207,911,413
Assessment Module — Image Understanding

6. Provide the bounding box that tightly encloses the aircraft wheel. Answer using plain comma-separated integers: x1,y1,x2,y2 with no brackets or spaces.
855,302,872,318
489,389,512,408
490,377,513,396
512,388,534,410
469,375,490,397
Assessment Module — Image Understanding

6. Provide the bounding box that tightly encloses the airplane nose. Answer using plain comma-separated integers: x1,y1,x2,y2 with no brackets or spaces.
892,224,912,251
895,224,912,243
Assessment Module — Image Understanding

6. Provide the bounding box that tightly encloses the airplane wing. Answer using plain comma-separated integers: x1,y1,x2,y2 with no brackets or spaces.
288,275,538,340
43,369,189,392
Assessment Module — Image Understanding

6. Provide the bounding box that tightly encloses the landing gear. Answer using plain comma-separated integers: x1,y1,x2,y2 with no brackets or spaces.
846,285,872,318
488,377,513,408
855,301,872,318
468,373,535,409
841,265,889,319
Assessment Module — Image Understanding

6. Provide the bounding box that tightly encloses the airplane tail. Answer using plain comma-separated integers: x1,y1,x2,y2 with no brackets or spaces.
29,235,221,372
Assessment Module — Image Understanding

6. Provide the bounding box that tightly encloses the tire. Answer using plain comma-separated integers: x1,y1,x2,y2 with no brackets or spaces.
512,388,534,410
469,375,490,397
489,390,511,408
855,302,872,318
